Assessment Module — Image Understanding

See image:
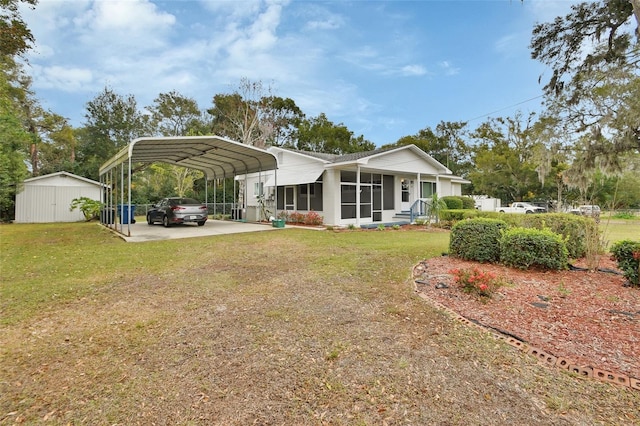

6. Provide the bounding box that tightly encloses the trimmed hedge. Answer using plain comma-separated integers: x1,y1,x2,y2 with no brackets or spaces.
440,209,467,221
610,240,640,287
475,211,525,227
520,213,597,259
442,196,463,210
441,196,476,210
460,197,476,210
500,227,568,270
449,218,508,263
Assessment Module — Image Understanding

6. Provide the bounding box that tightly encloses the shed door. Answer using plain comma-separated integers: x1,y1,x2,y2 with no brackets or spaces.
31,186,58,222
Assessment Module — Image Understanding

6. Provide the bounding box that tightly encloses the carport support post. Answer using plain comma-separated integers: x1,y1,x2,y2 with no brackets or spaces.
120,162,124,235
274,169,278,220
127,155,132,236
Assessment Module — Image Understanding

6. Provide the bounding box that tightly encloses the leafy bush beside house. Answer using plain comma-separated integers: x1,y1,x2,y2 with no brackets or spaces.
449,218,508,263
70,197,103,221
610,240,640,287
500,227,568,271
460,196,476,210
442,196,463,210
521,213,597,259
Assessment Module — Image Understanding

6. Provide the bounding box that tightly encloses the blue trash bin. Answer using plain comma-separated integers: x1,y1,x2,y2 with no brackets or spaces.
117,204,136,224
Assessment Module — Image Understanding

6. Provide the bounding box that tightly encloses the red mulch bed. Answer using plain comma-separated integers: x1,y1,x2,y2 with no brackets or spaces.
413,255,639,380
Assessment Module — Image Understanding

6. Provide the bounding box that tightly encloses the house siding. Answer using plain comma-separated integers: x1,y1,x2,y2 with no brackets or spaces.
241,146,469,227
364,150,445,175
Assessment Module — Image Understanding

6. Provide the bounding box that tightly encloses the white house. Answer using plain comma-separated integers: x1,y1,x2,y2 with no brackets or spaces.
15,171,103,223
241,145,470,227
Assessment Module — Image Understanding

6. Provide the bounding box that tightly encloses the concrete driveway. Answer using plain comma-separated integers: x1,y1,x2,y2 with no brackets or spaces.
109,219,282,243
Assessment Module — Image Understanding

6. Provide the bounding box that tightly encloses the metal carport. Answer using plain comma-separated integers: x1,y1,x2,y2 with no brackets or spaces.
99,136,278,236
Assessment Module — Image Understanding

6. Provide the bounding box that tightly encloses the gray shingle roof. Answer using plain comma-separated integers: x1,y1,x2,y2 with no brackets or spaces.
280,146,396,163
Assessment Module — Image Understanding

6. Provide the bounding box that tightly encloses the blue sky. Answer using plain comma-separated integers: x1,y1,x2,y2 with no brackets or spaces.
20,0,581,147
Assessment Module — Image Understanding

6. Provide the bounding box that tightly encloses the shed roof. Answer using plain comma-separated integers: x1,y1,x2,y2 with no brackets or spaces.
99,136,278,179
24,171,103,187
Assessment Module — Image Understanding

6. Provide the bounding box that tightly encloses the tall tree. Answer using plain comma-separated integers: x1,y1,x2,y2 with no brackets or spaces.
468,114,551,204
0,58,29,220
530,0,639,169
207,78,272,147
144,90,204,198
295,113,375,155
36,111,78,175
147,90,202,137
389,121,472,178
0,0,37,58
207,78,306,148
77,87,149,179
261,95,304,147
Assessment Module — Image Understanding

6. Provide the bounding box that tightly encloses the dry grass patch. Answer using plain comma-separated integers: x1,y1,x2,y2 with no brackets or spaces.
1,224,639,424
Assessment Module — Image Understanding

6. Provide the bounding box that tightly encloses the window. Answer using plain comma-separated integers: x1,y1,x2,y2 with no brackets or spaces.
310,183,323,211
254,182,264,197
276,182,323,212
383,175,394,210
341,184,357,219
421,182,436,198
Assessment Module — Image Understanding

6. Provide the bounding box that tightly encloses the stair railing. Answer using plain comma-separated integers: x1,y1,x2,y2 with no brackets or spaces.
409,198,431,223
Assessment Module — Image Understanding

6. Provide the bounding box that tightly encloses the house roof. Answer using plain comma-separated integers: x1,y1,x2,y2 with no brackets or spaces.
99,136,278,179
24,171,103,187
275,145,453,175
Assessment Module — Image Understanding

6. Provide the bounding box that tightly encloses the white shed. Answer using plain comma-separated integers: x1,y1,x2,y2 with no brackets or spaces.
15,172,103,223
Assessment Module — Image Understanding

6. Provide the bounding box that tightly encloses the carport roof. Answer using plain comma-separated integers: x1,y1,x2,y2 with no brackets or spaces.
99,136,278,179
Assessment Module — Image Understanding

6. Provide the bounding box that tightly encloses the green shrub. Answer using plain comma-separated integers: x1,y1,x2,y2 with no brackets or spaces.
460,196,476,210
449,218,508,263
440,209,467,221
500,227,568,270
70,197,102,221
442,196,463,210
462,210,480,219
475,211,525,227
521,213,597,259
610,240,640,287
612,211,637,220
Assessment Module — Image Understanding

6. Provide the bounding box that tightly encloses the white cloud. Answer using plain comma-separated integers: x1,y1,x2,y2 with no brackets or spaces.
401,64,427,76
31,64,94,92
299,3,345,31
438,61,459,76
198,0,263,21
73,0,176,51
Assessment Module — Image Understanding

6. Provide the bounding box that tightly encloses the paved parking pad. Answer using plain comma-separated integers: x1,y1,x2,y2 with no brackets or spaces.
111,220,280,243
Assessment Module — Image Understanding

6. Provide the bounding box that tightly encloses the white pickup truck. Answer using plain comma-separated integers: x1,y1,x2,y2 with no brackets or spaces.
497,202,546,214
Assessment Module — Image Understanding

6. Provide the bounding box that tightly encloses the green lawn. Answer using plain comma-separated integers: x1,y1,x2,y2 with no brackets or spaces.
601,218,640,247
1,222,638,424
